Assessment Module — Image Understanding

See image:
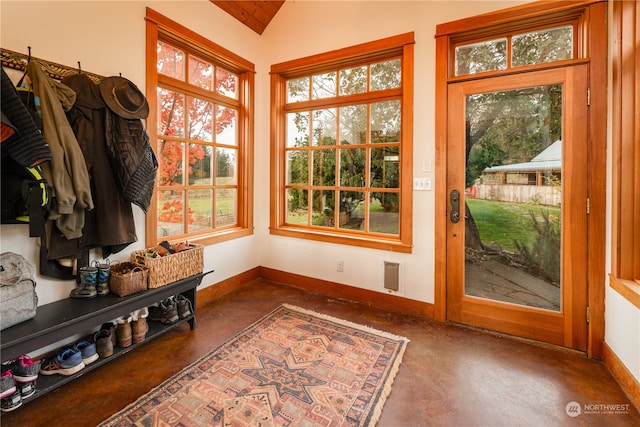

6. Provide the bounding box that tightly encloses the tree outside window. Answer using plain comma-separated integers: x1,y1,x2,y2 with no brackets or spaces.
146,9,254,247
271,34,414,252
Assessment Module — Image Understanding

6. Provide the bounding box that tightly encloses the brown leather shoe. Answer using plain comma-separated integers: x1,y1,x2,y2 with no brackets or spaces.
116,321,132,347
94,329,113,358
131,318,148,344
101,322,117,348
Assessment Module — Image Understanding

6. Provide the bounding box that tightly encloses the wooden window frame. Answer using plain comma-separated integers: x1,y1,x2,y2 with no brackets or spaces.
145,8,254,248
434,0,607,358
270,33,415,253
609,0,640,309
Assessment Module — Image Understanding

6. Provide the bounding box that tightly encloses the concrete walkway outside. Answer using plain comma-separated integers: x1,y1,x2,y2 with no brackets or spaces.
465,257,561,311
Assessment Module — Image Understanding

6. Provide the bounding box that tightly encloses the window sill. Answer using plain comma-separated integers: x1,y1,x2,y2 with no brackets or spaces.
610,275,640,310
270,227,412,253
150,227,254,248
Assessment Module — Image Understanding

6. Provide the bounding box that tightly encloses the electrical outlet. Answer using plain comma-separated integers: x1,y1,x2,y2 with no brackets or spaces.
336,260,344,272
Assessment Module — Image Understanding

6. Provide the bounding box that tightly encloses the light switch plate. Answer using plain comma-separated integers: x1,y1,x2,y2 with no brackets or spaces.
413,177,432,191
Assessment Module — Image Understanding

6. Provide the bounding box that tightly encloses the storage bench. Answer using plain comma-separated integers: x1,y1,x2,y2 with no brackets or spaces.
0,270,213,402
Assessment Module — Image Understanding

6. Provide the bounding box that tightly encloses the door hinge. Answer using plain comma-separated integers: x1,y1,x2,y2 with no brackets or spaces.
587,87,591,106
586,198,590,214
587,306,591,323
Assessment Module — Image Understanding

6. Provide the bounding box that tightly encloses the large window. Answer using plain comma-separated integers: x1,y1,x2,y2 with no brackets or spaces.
145,9,254,247
270,33,414,252
610,0,640,308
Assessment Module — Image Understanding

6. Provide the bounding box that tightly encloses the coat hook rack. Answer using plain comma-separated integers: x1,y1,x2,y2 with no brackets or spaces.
1,47,104,83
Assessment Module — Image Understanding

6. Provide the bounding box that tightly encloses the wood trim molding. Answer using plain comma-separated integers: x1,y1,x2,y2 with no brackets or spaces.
435,0,603,37
195,266,434,320
610,275,640,310
603,342,640,412
270,32,415,75
433,32,449,323
258,267,434,320
196,267,261,309
585,0,608,361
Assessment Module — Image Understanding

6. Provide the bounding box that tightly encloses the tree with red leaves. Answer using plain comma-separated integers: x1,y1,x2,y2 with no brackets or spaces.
156,50,237,229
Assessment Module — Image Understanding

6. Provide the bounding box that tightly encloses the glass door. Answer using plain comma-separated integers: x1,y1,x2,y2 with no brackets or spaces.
446,66,588,350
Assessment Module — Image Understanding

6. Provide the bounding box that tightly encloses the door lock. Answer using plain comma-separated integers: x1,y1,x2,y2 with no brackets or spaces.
450,189,460,223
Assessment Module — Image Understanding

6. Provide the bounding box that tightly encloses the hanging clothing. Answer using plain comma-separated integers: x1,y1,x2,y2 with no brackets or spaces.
1,67,52,231
104,111,157,213
26,60,93,239
56,73,137,259
98,75,156,214
0,67,51,166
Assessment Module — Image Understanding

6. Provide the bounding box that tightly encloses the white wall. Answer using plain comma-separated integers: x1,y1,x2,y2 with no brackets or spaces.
0,0,519,305
258,0,522,303
2,0,638,385
0,1,264,305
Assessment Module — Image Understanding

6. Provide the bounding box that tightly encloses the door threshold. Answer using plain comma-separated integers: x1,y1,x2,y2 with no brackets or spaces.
446,320,588,358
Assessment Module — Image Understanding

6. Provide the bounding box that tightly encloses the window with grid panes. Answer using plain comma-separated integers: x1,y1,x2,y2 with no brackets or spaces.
146,9,254,247
270,33,414,252
610,0,640,307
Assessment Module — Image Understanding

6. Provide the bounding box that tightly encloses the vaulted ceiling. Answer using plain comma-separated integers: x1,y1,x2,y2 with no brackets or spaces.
210,1,286,35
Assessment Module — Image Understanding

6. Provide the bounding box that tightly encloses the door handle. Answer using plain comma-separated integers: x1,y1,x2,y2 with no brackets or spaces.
450,189,460,223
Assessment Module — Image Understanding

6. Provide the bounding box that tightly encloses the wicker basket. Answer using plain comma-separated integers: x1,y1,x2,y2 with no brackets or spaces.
109,262,149,297
130,245,203,288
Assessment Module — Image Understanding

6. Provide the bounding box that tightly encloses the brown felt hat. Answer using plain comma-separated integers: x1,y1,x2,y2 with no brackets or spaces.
99,76,149,119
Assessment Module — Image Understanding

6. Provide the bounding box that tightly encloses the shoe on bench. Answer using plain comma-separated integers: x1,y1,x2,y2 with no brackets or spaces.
148,298,179,324
72,341,99,365
0,371,21,411
0,371,16,400
0,391,21,412
175,295,193,319
94,329,114,358
1,355,40,383
39,348,85,376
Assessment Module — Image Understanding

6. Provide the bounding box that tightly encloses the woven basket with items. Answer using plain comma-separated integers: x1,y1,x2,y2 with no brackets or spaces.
108,262,149,297
130,241,203,289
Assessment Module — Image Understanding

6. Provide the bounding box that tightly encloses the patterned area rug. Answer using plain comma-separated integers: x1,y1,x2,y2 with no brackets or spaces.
99,304,409,427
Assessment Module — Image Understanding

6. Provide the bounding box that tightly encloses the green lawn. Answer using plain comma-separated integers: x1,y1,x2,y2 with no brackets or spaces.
466,198,560,252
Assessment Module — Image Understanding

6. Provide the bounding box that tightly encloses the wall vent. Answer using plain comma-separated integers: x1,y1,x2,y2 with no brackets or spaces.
383,261,400,291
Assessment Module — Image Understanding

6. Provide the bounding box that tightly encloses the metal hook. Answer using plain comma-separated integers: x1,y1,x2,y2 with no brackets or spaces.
78,61,82,74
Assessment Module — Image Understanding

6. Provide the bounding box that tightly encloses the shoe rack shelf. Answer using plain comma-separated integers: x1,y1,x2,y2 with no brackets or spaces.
0,270,213,403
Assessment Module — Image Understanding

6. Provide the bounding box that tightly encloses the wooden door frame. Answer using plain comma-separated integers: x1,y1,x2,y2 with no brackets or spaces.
433,0,607,358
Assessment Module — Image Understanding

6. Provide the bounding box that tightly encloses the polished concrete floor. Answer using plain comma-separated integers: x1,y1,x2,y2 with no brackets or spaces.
4,278,639,426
